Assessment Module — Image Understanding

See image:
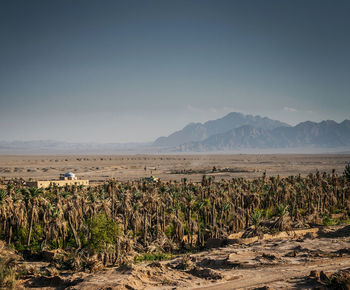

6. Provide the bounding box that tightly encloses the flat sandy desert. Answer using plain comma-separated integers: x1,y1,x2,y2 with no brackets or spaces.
0,154,349,183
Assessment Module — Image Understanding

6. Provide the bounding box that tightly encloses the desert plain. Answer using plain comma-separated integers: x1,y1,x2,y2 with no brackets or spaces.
0,153,349,183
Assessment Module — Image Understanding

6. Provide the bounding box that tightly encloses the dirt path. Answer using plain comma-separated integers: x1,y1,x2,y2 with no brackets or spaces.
198,257,350,289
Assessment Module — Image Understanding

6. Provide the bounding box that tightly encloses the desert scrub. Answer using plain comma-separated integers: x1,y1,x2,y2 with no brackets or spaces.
0,256,17,288
134,253,174,263
322,215,350,226
322,216,337,226
0,244,25,289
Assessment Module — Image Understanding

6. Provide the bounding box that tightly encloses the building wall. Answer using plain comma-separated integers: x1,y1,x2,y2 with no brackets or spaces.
26,180,89,189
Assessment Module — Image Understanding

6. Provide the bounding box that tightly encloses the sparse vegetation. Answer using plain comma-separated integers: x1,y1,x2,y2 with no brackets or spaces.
170,167,252,174
134,253,174,263
0,256,17,288
0,242,23,288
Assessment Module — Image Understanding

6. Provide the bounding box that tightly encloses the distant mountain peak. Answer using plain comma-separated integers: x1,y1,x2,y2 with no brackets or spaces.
153,112,290,147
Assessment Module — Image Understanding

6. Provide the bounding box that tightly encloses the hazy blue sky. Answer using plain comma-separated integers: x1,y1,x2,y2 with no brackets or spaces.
1,0,349,143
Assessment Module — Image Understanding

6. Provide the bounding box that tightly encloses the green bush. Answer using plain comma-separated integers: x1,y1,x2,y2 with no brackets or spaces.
276,204,289,217
85,214,121,254
323,216,336,226
165,224,175,237
134,252,173,263
251,209,263,227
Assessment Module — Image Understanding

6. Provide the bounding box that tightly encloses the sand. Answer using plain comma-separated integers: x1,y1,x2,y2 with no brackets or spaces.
0,154,349,183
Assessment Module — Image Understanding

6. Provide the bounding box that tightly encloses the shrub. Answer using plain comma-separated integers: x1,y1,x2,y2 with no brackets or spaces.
323,216,336,226
276,204,289,217
85,214,121,254
0,256,17,288
251,209,263,227
134,252,173,263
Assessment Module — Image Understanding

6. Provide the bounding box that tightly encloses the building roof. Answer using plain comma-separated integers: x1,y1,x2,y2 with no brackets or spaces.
64,172,76,178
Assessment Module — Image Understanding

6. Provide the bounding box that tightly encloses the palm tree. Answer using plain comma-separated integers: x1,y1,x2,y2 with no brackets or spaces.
26,187,42,246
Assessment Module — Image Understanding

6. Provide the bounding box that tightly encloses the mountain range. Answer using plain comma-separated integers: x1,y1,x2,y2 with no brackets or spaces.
154,112,290,147
154,112,350,151
1,112,349,154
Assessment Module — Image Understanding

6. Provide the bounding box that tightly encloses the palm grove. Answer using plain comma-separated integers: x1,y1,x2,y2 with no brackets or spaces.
0,166,350,272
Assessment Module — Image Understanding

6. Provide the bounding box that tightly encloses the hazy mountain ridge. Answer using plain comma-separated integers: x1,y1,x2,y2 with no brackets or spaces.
0,140,152,154
153,112,290,147
179,119,350,151
1,114,349,154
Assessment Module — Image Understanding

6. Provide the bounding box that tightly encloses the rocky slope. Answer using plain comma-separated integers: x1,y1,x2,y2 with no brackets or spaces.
179,119,350,151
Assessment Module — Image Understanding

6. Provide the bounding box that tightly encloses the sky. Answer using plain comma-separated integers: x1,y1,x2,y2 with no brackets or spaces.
0,0,349,143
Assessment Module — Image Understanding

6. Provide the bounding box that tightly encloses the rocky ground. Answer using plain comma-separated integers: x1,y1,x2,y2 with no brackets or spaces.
13,225,350,289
